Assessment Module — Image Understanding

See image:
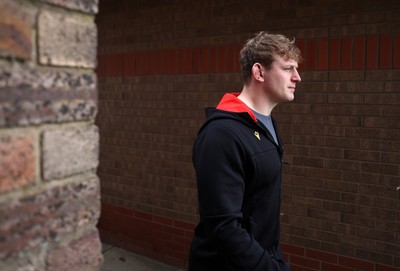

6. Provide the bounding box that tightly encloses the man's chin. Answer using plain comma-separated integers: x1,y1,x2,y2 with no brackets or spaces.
285,94,295,102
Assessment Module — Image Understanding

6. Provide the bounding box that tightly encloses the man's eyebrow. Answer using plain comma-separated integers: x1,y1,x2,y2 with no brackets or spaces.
284,64,298,68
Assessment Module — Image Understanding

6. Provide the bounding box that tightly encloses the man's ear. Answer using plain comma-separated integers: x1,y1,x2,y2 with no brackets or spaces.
251,63,264,82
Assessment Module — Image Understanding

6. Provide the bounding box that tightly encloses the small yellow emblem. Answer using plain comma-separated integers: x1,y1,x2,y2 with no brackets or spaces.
254,131,260,140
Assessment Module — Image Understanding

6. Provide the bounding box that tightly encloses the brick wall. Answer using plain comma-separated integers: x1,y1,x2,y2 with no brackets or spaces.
96,0,400,269
0,0,102,270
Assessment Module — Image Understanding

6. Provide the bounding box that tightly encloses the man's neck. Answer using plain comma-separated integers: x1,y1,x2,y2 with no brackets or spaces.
237,85,277,116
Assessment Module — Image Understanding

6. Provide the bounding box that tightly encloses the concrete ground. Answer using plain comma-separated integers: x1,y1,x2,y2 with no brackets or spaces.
101,243,185,271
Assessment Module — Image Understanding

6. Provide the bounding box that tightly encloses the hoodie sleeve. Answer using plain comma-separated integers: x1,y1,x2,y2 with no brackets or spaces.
193,125,290,271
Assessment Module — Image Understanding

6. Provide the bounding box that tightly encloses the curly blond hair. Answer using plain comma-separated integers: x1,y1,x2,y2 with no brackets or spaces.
240,31,302,85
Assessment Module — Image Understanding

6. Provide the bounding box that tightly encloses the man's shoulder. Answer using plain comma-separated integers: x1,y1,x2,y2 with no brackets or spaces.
194,117,255,152
200,117,249,137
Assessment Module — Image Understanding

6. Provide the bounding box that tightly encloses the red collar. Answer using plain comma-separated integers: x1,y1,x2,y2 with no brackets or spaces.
216,93,258,122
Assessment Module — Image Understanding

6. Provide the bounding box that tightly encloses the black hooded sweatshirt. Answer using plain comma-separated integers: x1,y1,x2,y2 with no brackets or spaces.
189,93,290,271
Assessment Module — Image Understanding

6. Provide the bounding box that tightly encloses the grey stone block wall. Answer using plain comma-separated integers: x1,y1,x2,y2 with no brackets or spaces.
0,0,102,270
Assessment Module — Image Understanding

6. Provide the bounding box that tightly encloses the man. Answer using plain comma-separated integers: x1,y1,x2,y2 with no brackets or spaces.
188,32,302,271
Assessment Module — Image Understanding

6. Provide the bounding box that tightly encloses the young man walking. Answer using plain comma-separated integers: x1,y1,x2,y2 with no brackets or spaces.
189,32,302,271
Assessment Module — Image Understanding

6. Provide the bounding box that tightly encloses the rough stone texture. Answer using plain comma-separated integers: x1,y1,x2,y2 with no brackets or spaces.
0,0,35,59
0,65,97,91
0,97,97,127
0,0,101,269
38,10,97,68
1,246,47,271
42,125,99,180
0,65,97,127
47,230,103,271
0,176,101,261
41,0,99,14
0,132,35,193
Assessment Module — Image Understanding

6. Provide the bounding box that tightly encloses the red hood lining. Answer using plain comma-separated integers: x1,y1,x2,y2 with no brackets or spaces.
216,93,258,122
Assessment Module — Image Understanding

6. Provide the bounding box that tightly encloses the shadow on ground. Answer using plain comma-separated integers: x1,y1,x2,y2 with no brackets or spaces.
101,243,185,271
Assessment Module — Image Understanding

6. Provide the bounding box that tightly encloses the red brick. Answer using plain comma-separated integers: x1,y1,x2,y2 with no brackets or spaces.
163,224,185,236
217,46,226,72
290,255,321,270
132,51,139,75
103,53,111,77
200,47,209,73
134,211,153,221
152,228,175,244
226,45,235,73
341,38,352,70
376,264,400,271
174,220,195,231
118,53,124,76
353,36,365,70
122,53,128,77
170,49,177,74
321,262,354,271
317,38,328,70
102,54,108,77
153,215,174,226
366,35,378,69
176,48,185,74
108,54,115,76
101,203,133,216
102,54,107,77
192,48,201,73
356,249,393,267
96,54,102,77
148,50,155,75
329,38,341,70
114,53,120,76
306,39,317,70
113,53,119,76
234,44,242,72
379,34,392,69
152,50,160,74
394,35,400,69
95,54,101,76
306,248,338,264
209,46,217,73
184,48,193,73
141,51,148,75
281,243,305,256
174,233,192,246
290,265,306,271
163,49,170,74
296,39,306,71
0,133,35,193
339,255,374,271
128,52,135,76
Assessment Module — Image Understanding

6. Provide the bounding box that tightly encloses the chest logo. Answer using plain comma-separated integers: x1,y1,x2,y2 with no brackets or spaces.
254,131,261,141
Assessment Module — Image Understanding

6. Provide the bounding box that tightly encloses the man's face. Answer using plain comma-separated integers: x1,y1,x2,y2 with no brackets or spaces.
261,56,301,103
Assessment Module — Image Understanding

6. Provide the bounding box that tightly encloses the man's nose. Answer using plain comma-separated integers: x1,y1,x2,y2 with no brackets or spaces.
292,69,301,83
